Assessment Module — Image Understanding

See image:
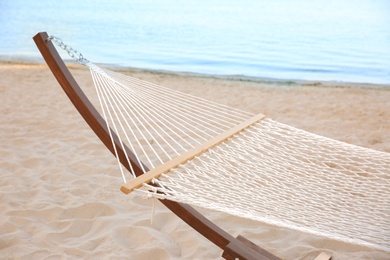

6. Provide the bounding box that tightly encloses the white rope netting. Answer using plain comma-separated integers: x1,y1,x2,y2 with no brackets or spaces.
85,62,390,252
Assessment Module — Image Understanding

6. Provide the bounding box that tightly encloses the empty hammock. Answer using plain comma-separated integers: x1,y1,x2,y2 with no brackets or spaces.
41,35,390,253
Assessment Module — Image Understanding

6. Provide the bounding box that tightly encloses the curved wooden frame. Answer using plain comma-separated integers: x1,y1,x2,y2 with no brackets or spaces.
33,32,280,260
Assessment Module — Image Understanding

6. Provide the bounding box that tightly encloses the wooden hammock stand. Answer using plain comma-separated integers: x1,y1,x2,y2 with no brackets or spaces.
33,32,330,260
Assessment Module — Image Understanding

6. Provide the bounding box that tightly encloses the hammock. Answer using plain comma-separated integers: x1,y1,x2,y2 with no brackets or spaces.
34,32,390,258
91,63,390,252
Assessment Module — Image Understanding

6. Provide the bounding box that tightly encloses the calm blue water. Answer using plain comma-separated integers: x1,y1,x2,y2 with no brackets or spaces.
1,0,389,84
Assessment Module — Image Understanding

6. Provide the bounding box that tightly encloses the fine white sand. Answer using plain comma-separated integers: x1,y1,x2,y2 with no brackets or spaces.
1,62,389,259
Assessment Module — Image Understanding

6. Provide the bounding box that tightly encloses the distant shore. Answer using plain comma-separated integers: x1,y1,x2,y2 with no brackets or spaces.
2,58,390,89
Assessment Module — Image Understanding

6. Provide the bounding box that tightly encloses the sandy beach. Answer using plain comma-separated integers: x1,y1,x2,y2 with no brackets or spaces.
1,61,389,259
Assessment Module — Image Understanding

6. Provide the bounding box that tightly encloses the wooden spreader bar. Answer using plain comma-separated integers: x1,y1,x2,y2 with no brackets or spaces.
121,113,265,194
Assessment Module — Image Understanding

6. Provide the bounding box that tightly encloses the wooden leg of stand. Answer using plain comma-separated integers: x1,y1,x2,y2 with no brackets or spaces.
222,235,282,260
314,252,332,260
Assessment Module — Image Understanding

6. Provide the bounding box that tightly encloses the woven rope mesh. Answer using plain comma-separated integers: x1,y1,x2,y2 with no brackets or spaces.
139,119,390,251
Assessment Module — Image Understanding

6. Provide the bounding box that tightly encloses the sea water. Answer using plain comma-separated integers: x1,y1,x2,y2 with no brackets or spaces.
1,0,389,84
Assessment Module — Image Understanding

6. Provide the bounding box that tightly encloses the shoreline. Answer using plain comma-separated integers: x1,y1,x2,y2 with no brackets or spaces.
1,59,390,89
